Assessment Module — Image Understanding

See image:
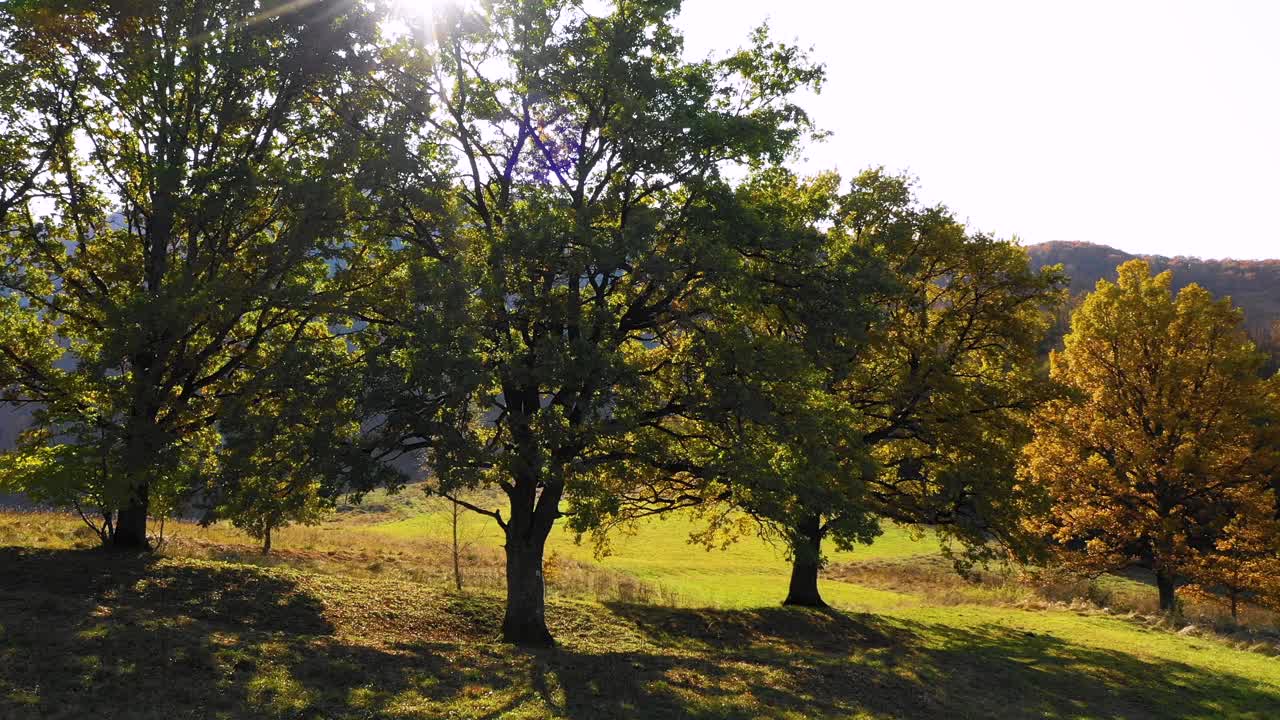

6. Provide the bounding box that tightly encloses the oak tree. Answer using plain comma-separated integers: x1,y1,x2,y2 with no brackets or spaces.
0,0,379,548
349,0,824,643
769,171,1063,606
1022,260,1276,610
590,169,1064,607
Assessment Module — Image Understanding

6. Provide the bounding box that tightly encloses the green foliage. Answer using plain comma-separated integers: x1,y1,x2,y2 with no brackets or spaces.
346,0,826,641
636,168,1065,602
0,422,215,542
834,171,1065,564
213,323,375,553
0,0,381,543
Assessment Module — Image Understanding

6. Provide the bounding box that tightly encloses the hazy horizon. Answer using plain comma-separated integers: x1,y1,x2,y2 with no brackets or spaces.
677,1,1280,261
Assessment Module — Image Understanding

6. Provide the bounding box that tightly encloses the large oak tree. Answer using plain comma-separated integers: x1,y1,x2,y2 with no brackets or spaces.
760,171,1063,606
0,0,379,547
586,169,1065,608
1022,260,1277,610
348,0,824,644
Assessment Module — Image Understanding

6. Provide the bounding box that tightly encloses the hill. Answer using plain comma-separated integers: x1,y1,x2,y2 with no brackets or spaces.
1026,241,1280,355
1,503,1278,719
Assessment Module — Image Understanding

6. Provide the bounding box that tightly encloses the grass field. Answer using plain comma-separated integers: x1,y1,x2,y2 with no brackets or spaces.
371,499,936,608
1,499,1278,719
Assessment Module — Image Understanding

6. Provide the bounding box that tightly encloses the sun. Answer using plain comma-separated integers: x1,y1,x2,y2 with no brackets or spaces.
391,0,445,21
382,0,476,44
382,0,451,42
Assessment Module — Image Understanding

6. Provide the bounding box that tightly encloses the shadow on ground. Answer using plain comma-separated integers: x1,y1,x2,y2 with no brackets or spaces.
1,547,1277,719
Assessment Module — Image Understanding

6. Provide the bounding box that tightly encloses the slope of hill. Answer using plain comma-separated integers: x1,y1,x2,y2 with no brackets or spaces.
1026,241,1280,348
2,509,1278,719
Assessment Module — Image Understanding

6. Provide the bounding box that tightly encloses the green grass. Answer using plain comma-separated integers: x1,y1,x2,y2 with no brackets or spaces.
373,500,938,608
1,509,1278,718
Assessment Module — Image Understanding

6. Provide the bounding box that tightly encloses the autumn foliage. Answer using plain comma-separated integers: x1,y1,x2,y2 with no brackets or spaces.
1023,260,1280,612
1180,484,1280,619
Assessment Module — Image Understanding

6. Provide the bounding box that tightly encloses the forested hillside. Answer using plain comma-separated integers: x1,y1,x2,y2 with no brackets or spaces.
1027,241,1280,365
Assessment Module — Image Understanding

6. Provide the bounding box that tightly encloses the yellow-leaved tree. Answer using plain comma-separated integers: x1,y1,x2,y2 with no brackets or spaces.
1022,259,1278,611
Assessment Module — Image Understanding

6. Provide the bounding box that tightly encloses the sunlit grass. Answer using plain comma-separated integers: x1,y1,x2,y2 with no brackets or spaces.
1,530,1277,719
370,496,940,607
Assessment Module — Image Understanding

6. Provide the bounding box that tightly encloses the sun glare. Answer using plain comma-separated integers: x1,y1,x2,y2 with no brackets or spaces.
382,0,449,43
391,0,443,21
385,0,478,40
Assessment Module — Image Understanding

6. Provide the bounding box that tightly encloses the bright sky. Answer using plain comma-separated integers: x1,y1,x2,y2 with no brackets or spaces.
676,0,1280,260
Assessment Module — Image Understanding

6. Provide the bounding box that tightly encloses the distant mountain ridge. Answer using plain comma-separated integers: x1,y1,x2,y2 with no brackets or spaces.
1025,241,1280,353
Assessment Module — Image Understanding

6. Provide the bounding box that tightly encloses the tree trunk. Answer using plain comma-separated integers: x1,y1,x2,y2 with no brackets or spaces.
112,484,150,550
1155,568,1177,612
452,501,463,592
502,528,553,645
117,400,158,551
783,514,827,607
262,527,272,556
498,387,563,645
1230,591,1239,622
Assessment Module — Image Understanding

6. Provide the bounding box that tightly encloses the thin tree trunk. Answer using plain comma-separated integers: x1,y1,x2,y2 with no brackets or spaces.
112,483,150,550
784,514,827,607
262,527,272,556
1155,568,1177,612
1230,591,1238,622
452,501,463,593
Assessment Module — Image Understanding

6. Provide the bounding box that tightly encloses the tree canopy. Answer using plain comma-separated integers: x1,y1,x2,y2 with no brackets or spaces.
1022,259,1279,610
344,0,826,643
0,0,380,547
659,169,1065,607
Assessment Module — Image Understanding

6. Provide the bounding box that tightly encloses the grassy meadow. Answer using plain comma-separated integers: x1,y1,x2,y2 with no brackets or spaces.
1,490,1278,719
369,494,931,609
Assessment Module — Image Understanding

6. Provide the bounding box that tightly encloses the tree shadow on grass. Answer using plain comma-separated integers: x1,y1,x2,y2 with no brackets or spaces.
911,620,1280,719
0,547,540,719
2,547,1277,719
1,545,334,634
516,602,1280,720
0,546,346,719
